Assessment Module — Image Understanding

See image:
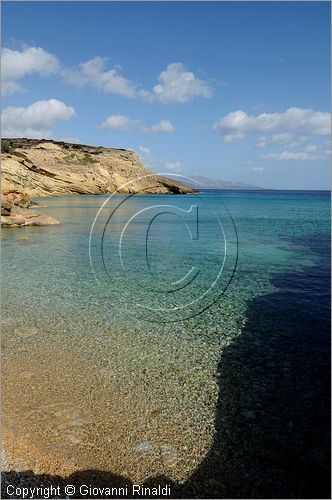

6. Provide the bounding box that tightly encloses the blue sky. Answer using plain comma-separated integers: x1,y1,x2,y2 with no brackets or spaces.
2,1,331,189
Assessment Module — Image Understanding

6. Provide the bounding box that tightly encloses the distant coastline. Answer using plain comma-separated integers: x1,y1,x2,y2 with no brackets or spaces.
198,188,331,193
175,175,263,190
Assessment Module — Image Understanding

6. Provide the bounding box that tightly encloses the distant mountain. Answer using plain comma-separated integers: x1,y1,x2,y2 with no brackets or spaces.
178,175,263,190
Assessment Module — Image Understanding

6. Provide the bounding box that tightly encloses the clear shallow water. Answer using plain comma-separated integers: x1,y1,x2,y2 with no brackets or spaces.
1,190,330,489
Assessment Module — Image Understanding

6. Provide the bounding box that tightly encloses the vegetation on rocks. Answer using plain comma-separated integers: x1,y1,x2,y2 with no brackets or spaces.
1,138,193,227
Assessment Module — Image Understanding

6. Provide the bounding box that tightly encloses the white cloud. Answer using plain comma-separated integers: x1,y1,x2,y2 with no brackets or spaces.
223,133,245,143
1,46,59,95
100,114,138,130
165,161,182,172
256,133,292,149
288,136,310,148
62,57,136,97
99,116,175,134
2,99,76,139
141,119,175,134
271,133,292,143
213,108,331,142
141,63,212,104
252,166,264,172
260,139,330,162
261,151,316,161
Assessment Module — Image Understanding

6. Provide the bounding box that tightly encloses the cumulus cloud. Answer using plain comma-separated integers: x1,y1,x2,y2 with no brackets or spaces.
223,133,245,143
100,114,138,130
256,132,292,148
99,116,175,134
1,46,59,95
62,57,136,97
260,140,330,161
141,63,212,104
2,99,76,138
261,151,316,161
213,108,331,142
288,136,310,148
4,47,212,105
271,133,292,143
141,119,175,134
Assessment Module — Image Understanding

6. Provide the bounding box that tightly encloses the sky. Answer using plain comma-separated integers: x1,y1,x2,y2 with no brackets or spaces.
1,1,331,189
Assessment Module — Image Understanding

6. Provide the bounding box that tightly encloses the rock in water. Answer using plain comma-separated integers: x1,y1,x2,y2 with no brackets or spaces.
1,206,60,228
1,176,59,227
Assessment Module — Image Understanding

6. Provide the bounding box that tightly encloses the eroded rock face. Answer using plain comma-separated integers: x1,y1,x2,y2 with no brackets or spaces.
1,139,193,198
1,171,60,227
1,138,193,228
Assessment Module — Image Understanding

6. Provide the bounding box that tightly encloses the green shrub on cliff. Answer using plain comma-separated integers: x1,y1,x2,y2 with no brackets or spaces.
1,141,11,154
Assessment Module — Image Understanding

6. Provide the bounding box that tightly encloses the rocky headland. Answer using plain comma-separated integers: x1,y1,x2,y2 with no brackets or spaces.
1,138,193,227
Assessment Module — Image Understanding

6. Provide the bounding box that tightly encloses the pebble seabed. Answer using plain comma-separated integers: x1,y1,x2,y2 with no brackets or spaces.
1,192,330,499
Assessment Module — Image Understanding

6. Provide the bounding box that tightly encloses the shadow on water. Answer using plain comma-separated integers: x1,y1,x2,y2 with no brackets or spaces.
186,262,331,498
2,262,330,498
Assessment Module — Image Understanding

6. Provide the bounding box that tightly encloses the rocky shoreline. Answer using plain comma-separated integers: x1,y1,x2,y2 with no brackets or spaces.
1,180,59,227
1,138,194,227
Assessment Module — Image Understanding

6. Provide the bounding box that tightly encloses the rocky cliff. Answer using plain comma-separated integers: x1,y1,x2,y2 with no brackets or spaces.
1,138,193,227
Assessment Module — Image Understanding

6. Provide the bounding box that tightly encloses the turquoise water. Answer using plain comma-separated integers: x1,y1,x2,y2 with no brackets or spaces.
2,190,330,490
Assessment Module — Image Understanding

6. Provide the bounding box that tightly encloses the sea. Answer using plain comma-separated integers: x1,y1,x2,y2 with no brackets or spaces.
1,189,330,497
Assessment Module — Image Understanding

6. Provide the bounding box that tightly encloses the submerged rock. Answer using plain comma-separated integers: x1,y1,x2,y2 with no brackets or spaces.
1,206,59,228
